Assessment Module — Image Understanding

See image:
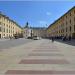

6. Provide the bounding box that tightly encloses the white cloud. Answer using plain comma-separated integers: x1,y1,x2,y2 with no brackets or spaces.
39,21,47,25
38,21,47,27
46,12,51,16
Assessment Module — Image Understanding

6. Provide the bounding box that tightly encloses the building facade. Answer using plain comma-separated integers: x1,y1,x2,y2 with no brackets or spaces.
23,22,33,38
32,27,46,38
47,6,75,39
0,12,22,38
23,27,32,38
23,26,46,39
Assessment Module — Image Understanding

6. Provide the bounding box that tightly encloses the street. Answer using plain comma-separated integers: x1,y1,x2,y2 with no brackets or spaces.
0,39,75,75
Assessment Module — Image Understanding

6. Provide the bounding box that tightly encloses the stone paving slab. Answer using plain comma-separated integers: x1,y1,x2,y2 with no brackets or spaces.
5,70,75,74
19,59,69,64
28,53,64,56
24,56,64,59
4,64,75,71
32,49,59,52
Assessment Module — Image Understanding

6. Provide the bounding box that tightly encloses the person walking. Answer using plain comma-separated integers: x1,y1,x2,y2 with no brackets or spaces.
52,37,54,42
68,36,71,41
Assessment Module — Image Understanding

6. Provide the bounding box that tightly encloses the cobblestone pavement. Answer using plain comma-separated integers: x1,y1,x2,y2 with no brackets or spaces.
0,39,75,75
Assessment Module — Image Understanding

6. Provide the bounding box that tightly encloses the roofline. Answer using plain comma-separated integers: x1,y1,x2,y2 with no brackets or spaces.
47,6,75,29
0,12,22,29
30,27,46,29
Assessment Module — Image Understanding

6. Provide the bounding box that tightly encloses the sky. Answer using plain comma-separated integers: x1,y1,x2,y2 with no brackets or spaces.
0,0,75,28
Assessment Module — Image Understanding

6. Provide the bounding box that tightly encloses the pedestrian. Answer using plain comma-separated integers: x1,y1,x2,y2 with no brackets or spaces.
62,36,66,41
52,37,54,42
68,36,71,41
9,36,12,40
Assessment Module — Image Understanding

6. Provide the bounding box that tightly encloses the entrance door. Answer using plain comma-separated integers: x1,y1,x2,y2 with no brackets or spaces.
0,34,1,38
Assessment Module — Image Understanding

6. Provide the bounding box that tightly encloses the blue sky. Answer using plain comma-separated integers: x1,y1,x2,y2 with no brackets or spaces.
0,1,75,27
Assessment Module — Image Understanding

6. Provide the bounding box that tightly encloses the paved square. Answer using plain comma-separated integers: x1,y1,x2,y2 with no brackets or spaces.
0,39,75,75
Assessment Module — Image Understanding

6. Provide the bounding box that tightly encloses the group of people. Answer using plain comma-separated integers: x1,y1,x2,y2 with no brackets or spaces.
62,36,71,41
49,36,72,43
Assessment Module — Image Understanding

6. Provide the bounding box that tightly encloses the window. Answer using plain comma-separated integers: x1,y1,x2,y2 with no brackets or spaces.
70,12,71,16
74,10,75,14
4,23,5,26
0,27,1,31
74,25,75,31
66,21,67,25
70,19,71,24
4,28,5,32
13,31,14,33
70,26,71,32
7,29,8,33
66,16,67,18
9,30,10,33
66,27,67,32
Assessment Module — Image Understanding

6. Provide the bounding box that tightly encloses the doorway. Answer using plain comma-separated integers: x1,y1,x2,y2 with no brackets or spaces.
0,34,1,38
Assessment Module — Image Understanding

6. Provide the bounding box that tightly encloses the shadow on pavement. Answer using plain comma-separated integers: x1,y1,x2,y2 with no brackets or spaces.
55,39,75,46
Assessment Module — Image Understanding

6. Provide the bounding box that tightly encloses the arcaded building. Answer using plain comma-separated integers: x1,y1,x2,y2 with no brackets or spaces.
0,12,22,38
47,6,75,39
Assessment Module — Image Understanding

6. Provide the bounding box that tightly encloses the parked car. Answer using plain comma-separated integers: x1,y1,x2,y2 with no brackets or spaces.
33,36,39,40
27,37,32,39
